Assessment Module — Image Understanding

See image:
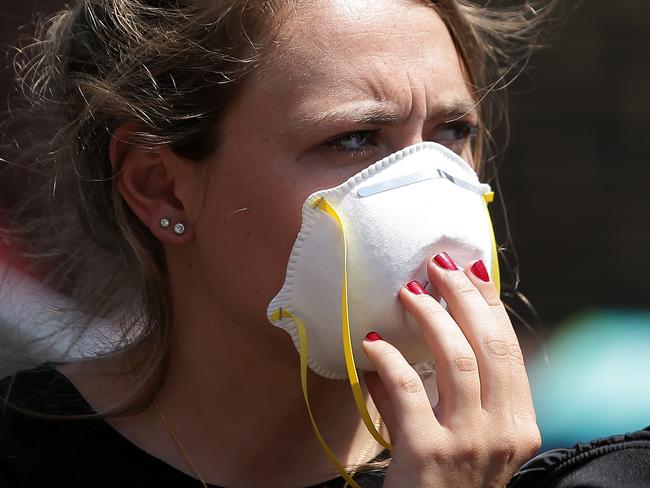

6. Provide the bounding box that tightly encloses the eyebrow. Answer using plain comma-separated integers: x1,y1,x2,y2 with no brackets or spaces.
282,99,478,135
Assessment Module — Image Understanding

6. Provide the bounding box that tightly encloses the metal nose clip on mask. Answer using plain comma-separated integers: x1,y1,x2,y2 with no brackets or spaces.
267,141,499,486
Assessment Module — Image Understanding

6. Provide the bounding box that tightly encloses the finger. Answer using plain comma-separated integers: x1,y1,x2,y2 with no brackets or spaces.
362,334,439,441
463,259,514,333
428,252,511,414
363,371,397,437
464,260,536,419
398,283,481,421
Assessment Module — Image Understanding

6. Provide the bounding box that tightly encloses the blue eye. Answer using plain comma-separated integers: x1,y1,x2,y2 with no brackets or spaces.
435,122,479,145
324,130,378,155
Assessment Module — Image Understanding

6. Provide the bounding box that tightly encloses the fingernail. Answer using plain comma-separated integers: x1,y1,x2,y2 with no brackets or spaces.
406,280,427,295
471,260,490,282
365,331,383,342
433,252,458,271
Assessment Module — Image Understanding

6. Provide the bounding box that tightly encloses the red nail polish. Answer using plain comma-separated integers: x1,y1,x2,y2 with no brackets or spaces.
433,252,458,271
471,260,490,282
365,331,383,342
406,280,427,295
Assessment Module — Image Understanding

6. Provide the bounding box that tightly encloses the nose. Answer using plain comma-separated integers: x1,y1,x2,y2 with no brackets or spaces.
386,124,427,153
383,101,429,152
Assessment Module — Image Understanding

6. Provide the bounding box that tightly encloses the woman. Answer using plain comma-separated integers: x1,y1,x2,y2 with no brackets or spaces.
0,0,550,486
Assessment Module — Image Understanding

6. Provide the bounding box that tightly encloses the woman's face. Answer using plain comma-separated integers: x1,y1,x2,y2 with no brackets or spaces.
183,0,478,333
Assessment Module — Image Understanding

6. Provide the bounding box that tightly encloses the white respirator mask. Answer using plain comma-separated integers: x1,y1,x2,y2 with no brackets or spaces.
267,141,499,377
266,142,499,477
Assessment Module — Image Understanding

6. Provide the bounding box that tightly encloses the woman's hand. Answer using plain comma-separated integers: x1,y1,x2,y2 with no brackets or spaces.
362,252,541,488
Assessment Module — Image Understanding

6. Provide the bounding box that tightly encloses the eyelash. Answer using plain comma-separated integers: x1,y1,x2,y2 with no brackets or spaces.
323,121,479,156
323,130,381,156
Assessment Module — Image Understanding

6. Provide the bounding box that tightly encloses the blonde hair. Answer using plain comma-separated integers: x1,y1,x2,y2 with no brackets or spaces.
0,0,558,418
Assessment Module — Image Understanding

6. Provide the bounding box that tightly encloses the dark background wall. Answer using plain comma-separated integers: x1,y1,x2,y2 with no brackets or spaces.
502,1,650,325
2,1,649,329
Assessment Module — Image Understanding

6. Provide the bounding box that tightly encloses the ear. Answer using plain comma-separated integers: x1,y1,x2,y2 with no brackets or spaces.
110,128,195,245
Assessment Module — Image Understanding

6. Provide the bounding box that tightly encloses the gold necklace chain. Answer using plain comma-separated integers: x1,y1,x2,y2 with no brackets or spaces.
344,414,383,488
154,399,209,488
154,399,382,488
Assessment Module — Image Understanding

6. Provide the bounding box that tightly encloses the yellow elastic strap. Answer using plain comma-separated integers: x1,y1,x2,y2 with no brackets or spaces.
312,197,392,450
270,308,362,488
482,192,501,295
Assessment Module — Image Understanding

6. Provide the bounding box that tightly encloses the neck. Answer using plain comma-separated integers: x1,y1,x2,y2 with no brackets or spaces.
152,296,384,486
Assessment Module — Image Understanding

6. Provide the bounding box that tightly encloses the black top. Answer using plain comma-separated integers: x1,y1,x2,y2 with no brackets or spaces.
3,366,650,488
0,366,387,488
508,425,650,488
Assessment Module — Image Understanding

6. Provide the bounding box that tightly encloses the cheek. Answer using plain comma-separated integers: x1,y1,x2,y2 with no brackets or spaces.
193,160,306,321
461,145,477,172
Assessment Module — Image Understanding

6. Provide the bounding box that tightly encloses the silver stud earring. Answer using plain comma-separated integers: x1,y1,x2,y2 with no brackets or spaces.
173,223,186,235
159,218,171,229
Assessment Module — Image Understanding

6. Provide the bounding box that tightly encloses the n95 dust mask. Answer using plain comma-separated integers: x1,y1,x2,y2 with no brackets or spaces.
267,141,499,380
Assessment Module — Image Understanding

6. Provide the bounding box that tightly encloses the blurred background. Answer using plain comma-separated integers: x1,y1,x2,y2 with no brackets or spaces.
501,0,650,448
1,1,649,450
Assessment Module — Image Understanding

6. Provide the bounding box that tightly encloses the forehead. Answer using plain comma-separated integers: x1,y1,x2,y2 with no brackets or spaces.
256,0,471,106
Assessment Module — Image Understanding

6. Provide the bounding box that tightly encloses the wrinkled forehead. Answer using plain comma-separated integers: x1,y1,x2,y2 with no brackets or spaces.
266,0,455,75
254,0,469,106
